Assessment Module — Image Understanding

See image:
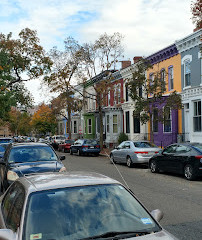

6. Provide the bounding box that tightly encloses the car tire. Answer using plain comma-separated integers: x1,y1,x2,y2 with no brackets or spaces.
126,156,133,168
150,160,159,173
184,164,196,180
78,149,82,156
110,154,116,164
63,148,67,153
70,149,73,155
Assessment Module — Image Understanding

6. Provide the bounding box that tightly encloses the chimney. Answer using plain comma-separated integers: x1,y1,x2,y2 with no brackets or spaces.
133,56,142,64
121,60,131,69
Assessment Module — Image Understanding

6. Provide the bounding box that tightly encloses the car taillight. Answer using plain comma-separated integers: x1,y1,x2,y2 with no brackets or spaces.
96,145,100,148
82,145,88,148
195,155,202,163
155,151,159,153
135,151,148,154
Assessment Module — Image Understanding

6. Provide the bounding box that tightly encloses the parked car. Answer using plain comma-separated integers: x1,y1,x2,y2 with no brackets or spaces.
0,172,178,240
58,139,75,152
110,141,161,167
149,142,202,180
51,135,66,150
0,142,66,192
0,143,9,159
70,139,101,156
0,137,13,144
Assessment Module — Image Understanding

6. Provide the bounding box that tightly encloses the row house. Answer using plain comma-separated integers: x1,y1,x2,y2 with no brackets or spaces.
146,44,182,147
120,57,148,141
82,70,124,146
176,28,202,142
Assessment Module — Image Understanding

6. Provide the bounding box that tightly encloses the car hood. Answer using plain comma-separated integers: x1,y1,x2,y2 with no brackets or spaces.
10,161,62,176
127,229,178,239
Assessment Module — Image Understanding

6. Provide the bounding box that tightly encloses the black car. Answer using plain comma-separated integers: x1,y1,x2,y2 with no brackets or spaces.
149,142,202,180
0,142,66,192
70,139,101,156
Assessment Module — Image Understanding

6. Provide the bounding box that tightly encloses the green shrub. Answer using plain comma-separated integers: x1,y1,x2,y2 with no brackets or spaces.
118,132,128,144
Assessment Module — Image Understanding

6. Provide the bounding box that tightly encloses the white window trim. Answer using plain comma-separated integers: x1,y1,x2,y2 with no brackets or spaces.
163,107,172,133
183,59,191,88
88,118,92,134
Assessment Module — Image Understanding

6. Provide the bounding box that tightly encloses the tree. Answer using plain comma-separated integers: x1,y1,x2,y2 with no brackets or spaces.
0,28,52,120
9,108,32,136
31,104,56,136
74,32,124,149
128,60,182,143
191,0,202,30
51,94,81,138
43,42,83,139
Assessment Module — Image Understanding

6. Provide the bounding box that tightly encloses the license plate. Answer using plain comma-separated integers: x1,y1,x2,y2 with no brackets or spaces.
90,146,94,149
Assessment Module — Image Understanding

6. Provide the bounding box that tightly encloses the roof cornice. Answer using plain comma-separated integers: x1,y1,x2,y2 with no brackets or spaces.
175,29,202,53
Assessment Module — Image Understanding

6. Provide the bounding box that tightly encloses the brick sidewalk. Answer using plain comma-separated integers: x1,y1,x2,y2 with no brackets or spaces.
100,148,113,157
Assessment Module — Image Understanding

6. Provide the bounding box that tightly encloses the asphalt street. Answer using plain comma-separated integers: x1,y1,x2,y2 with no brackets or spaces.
59,151,202,240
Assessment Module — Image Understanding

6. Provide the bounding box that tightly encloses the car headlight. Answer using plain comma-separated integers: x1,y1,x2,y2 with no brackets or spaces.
7,170,19,181
59,167,67,172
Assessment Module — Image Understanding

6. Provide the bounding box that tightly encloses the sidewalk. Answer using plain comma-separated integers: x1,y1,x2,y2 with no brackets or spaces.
99,147,113,157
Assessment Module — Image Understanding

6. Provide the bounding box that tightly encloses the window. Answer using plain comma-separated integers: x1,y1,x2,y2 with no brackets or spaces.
160,69,166,92
193,101,201,132
107,90,110,106
88,118,92,134
106,115,110,133
113,115,118,133
153,108,158,133
125,85,129,102
126,111,130,133
139,87,142,97
163,145,177,154
73,121,77,134
117,85,121,103
2,183,25,232
184,60,191,87
133,115,140,133
164,107,172,132
168,66,174,90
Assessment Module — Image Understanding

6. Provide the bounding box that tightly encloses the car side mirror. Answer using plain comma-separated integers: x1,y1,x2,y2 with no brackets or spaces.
115,146,120,150
0,229,16,240
150,209,164,222
60,156,66,161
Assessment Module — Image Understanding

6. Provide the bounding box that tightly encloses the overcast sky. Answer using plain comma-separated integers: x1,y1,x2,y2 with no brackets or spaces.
0,0,194,105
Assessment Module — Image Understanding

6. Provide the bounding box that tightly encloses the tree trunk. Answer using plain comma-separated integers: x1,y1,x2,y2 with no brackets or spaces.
99,104,103,150
67,106,71,139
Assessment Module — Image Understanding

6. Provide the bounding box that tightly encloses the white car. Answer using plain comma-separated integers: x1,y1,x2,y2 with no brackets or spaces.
0,172,178,240
110,141,161,167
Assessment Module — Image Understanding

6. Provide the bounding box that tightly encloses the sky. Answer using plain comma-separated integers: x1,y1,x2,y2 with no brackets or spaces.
0,0,194,105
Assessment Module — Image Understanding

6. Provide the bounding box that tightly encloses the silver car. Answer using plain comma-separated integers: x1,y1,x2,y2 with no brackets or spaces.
110,141,161,167
0,172,178,240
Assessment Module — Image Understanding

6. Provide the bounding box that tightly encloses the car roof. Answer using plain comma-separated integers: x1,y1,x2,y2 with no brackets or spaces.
10,142,49,148
18,172,120,193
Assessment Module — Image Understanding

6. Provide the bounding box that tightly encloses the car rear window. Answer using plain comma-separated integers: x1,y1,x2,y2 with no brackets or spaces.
85,140,98,145
192,143,202,152
133,142,158,148
65,140,74,144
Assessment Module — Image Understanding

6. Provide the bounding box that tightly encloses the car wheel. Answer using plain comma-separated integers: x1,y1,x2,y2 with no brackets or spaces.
150,160,159,173
70,148,73,155
63,148,67,153
126,156,133,168
184,164,196,180
110,154,116,164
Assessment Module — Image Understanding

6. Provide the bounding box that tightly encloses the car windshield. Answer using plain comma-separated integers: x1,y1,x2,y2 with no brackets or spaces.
133,142,158,148
24,184,160,240
85,140,98,145
8,146,58,163
65,140,74,144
